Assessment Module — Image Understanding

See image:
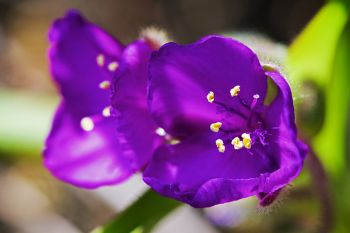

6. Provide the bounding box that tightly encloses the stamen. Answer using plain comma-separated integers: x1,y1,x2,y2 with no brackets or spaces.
108,61,119,72
215,139,225,153
169,139,180,145
231,137,243,150
155,127,166,136
80,117,94,131
207,91,215,103
99,80,111,90
251,94,260,109
242,133,252,149
210,122,222,132
102,106,111,117
230,85,240,97
96,54,105,67
216,139,224,147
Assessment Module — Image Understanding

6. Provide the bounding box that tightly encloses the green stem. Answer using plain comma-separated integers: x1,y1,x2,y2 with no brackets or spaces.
92,189,181,233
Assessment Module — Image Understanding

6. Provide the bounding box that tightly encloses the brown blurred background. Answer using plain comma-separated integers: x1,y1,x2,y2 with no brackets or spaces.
0,0,324,91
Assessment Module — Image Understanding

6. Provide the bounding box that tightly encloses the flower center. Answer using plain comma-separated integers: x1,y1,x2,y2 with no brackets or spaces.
206,86,263,153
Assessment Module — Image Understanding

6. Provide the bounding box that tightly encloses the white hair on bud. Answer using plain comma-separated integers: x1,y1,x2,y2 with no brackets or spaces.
140,26,171,50
256,184,293,215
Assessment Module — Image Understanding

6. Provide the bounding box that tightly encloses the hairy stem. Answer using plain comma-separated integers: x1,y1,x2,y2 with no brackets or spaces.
306,143,334,233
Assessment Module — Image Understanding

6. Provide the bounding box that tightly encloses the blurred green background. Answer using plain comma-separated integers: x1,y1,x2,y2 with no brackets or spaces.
0,0,349,233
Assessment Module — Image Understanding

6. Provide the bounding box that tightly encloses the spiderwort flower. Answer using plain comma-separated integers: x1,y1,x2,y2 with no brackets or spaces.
44,10,162,188
143,36,307,208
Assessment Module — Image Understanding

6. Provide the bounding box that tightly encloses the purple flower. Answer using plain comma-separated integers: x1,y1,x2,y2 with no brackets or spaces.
43,10,161,188
143,36,307,208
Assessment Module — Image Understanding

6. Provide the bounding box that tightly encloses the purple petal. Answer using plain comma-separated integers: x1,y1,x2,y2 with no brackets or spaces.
260,69,307,194
143,134,279,208
49,9,124,118
111,40,163,170
44,102,133,188
143,67,306,208
148,36,267,138
44,10,135,188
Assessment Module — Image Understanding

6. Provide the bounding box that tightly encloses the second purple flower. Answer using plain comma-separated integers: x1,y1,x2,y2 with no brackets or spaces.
44,10,163,188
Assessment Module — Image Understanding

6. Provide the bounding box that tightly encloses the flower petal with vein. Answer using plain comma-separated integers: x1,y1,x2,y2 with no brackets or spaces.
143,35,307,208
44,10,161,188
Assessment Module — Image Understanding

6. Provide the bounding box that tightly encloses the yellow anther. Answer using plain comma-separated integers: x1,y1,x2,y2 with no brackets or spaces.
102,106,111,117
218,145,225,153
96,54,105,67
230,85,240,97
99,80,111,90
80,117,94,131
210,122,222,132
108,61,119,72
216,139,224,147
215,139,225,153
169,139,180,145
231,137,243,150
207,91,215,103
242,133,251,149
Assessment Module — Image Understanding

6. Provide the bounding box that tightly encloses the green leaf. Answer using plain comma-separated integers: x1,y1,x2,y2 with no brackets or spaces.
287,1,349,175
287,1,348,88
313,22,350,176
92,189,181,233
